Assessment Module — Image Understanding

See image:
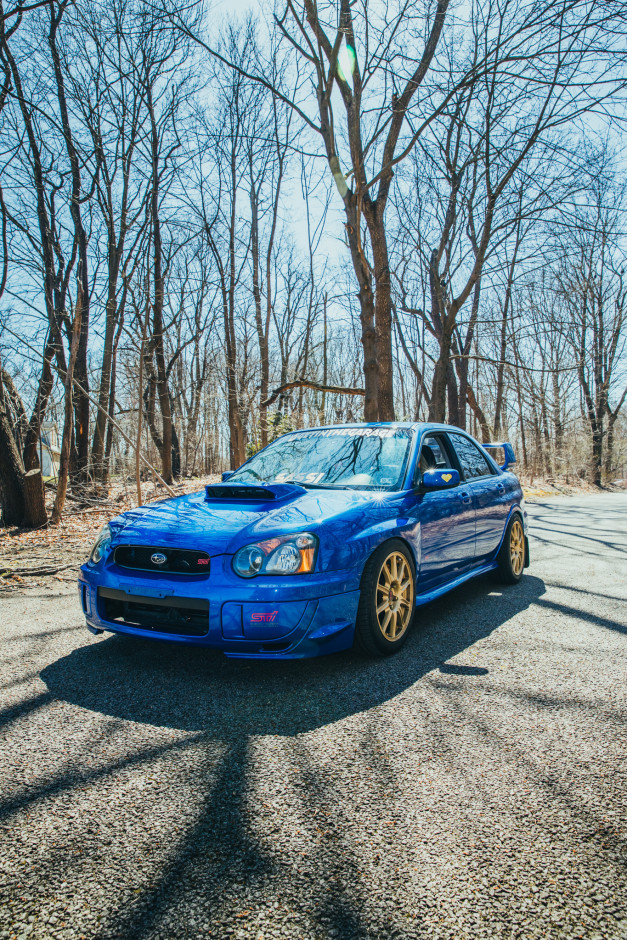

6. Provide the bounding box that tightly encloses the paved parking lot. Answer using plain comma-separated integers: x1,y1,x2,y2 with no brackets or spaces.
1,494,626,939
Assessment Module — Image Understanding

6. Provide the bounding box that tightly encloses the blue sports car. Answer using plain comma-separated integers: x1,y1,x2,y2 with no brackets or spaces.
78,423,529,659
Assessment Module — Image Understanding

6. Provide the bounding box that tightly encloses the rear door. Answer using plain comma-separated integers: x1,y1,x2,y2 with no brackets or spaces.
446,432,509,562
412,433,476,593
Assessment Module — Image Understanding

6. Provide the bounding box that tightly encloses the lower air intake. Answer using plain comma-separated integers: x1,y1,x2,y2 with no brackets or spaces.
98,587,209,637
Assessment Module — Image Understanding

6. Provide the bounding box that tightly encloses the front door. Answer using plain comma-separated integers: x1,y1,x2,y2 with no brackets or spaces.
410,433,476,593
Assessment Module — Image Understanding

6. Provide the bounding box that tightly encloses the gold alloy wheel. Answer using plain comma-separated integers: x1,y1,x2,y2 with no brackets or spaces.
510,518,525,576
375,551,415,641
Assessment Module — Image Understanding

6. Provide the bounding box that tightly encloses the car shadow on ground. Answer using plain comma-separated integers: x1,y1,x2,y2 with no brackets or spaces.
42,573,546,736
34,576,547,939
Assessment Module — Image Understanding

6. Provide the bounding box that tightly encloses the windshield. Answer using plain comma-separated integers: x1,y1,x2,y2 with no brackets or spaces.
230,427,414,490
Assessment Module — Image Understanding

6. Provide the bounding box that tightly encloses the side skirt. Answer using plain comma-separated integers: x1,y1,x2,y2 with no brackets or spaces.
415,562,498,608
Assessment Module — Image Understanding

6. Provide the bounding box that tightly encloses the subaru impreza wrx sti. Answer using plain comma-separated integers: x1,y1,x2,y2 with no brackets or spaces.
78,423,529,658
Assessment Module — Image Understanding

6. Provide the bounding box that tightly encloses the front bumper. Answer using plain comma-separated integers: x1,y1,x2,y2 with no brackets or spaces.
78,553,361,659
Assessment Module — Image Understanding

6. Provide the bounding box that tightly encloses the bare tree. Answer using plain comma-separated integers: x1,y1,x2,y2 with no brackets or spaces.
68,0,151,483
171,0,454,421
248,77,293,446
0,1,77,523
47,0,94,483
135,10,195,483
557,179,627,484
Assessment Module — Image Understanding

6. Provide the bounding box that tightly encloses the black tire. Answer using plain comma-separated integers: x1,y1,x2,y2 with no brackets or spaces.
354,539,416,656
496,513,525,585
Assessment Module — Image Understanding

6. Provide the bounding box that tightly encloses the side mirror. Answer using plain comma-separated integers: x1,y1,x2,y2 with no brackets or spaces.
221,470,234,482
421,468,460,490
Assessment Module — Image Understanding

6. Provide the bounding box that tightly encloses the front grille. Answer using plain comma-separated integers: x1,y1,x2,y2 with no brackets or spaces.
114,545,210,576
98,587,209,637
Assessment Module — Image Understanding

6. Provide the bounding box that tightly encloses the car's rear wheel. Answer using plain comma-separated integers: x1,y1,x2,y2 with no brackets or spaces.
496,514,525,584
354,540,416,656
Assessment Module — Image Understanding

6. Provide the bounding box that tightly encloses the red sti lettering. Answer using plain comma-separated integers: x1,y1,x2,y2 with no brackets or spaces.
197,558,210,565
250,611,278,623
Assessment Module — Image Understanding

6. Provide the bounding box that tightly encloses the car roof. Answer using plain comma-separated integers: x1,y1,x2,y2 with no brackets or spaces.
290,422,468,434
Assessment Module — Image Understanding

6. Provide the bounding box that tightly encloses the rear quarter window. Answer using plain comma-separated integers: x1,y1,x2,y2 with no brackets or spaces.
448,433,495,480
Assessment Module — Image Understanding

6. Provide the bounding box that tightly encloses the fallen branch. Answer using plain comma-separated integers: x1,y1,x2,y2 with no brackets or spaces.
65,507,117,516
1,562,77,578
262,380,365,408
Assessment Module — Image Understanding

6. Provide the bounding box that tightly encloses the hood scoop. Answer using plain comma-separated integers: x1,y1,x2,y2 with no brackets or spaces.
204,481,306,503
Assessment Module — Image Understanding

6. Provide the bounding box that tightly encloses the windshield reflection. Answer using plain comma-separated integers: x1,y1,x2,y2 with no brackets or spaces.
230,427,413,491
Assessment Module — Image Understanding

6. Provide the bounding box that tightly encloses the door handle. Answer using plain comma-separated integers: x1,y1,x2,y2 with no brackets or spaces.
497,482,505,493
459,491,472,505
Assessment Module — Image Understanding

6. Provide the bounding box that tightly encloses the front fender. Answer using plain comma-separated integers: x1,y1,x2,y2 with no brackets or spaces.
318,507,419,576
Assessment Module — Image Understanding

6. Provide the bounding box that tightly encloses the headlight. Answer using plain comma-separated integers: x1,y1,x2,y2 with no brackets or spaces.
232,533,318,578
88,524,112,566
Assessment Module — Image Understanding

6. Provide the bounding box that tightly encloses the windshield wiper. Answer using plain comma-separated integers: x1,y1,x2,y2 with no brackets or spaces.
283,479,331,489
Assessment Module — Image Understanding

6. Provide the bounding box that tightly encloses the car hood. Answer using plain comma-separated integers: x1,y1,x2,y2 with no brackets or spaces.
110,484,398,556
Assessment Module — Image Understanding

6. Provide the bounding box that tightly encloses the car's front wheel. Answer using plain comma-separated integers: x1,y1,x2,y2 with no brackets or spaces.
354,540,416,656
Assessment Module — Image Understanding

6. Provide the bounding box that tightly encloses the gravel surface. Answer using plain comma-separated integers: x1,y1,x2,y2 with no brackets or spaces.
0,493,626,940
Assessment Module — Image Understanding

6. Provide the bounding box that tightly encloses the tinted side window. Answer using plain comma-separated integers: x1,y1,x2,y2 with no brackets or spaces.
448,433,494,480
414,434,451,484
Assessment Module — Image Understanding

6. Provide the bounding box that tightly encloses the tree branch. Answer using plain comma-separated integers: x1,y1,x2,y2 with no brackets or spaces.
262,380,365,407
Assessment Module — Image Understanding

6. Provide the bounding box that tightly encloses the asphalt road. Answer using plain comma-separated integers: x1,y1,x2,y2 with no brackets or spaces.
1,494,626,940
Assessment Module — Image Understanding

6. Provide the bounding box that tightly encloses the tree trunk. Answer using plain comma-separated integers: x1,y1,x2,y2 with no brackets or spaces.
493,305,509,438
226,144,246,466
22,469,47,528
511,330,528,468
466,384,491,443
91,290,118,481
552,368,564,472
320,294,328,422
455,278,482,430
136,333,145,507
368,211,394,421
427,247,453,423
218,245,245,467
171,420,181,479
49,8,91,482
0,368,25,526
249,170,269,446
577,359,603,486
104,304,126,471
1,368,28,454
429,324,454,423
146,83,173,484
589,422,603,486
52,296,83,525
343,196,378,421
605,411,617,482
493,207,521,438
71,303,90,482
447,363,460,427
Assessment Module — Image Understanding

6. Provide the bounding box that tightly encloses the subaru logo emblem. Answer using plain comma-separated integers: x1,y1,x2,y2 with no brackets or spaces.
151,552,167,566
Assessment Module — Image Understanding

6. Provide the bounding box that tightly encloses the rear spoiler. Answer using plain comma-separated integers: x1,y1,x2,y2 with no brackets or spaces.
483,442,516,471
